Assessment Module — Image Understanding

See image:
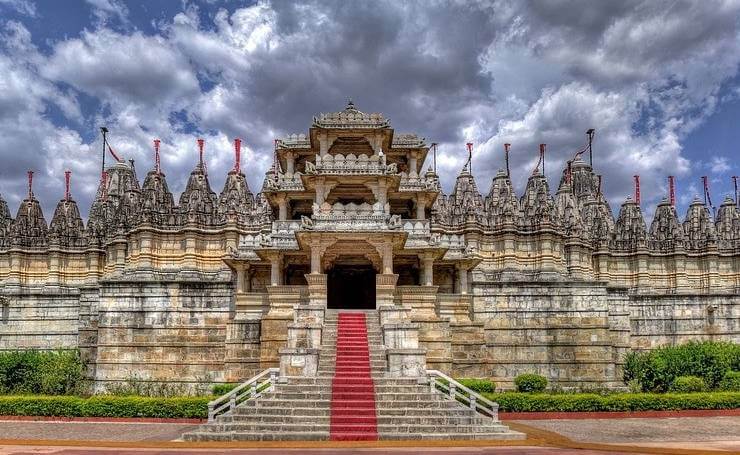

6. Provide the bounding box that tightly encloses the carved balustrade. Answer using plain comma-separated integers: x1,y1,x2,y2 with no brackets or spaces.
304,153,397,176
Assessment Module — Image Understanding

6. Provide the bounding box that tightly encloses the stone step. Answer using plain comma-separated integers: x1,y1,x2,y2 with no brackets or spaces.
227,406,483,419
251,399,462,409
205,422,508,434
222,415,497,426
285,377,418,386
258,392,450,402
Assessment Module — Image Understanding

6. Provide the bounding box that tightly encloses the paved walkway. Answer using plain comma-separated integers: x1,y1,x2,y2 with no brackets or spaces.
0,416,738,453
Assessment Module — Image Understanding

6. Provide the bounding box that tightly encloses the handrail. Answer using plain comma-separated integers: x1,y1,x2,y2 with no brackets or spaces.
207,368,279,423
426,369,499,421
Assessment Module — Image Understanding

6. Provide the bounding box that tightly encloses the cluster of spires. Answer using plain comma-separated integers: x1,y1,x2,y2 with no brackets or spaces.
432,150,740,252
0,139,273,250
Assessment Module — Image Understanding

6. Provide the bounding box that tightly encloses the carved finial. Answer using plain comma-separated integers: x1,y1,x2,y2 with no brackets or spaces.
668,175,675,207
64,170,71,201
504,143,511,177
234,138,242,173
346,98,355,110
634,175,641,205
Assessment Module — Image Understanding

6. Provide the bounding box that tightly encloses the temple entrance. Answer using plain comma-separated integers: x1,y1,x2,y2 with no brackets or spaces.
327,264,376,309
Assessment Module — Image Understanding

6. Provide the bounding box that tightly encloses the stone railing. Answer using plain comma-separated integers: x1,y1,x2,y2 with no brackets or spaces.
399,172,438,191
208,368,279,422
263,173,305,192
237,229,298,251
304,153,397,175
300,202,402,231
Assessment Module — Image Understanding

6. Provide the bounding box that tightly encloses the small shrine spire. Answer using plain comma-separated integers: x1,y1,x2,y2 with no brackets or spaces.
234,138,242,173
64,170,71,201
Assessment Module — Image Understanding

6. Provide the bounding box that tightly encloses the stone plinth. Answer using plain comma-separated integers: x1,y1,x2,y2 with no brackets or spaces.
382,322,420,349
304,273,327,307
438,293,473,323
449,320,486,378
286,322,322,349
376,274,398,306
294,303,325,324
224,318,261,382
386,348,427,377
396,285,439,320
279,348,319,377
378,303,412,325
235,292,268,320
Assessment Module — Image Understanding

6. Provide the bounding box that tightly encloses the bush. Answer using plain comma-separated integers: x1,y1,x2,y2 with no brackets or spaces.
0,395,209,419
624,341,740,392
718,371,740,392
483,392,740,412
0,350,85,395
670,376,707,393
212,383,238,396
514,374,547,393
457,378,495,393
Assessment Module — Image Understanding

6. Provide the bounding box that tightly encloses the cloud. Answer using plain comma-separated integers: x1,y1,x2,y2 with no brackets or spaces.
0,0,739,223
709,156,731,174
0,0,36,17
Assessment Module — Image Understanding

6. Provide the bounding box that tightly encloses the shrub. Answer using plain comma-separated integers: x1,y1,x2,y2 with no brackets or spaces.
514,374,547,393
457,378,495,393
0,395,209,418
0,350,85,395
483,392,740,412
212,383,238,396
623,341,740,392
670,376,707,393
718,371,740,392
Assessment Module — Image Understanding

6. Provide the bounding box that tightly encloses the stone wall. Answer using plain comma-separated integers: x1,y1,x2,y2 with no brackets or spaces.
628,294,740,350
0,285,81,351
93,274,234,390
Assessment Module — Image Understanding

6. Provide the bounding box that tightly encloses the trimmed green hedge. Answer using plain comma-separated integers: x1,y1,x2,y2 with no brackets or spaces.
457,379,496,393
514,374,547,393
483,392,740,412
719,371,740,392
212,383,238,396
0,395,209,419
670,376,707,393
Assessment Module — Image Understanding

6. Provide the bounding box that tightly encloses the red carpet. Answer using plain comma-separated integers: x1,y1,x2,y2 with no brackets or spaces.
329,312,378,441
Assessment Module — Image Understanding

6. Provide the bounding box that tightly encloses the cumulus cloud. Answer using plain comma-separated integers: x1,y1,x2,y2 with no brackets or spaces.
0,0,738,221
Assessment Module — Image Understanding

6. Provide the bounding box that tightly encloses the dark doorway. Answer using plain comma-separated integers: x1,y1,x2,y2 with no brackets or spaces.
327,265,376,309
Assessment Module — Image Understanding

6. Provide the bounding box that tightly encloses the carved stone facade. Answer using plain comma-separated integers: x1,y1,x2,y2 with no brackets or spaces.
0,102,738,390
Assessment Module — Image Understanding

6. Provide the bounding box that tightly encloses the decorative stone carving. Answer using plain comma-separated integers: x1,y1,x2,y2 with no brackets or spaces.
49,198,86,248
554,182,584,238
313,100,390,129
179,162,218,227
648,198,684,252
443,164,485,227
683,197,717,251
610,197,647,251
486,170,521,229
140,169,177,227
9,196,48,249
519,171,560,230
715,196,739,251
0,193,12,247
218,169,255,225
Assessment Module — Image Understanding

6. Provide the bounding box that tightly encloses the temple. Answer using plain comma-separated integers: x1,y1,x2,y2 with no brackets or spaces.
0,101,738,390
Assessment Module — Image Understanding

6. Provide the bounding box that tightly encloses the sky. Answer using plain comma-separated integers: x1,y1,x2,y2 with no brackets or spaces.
0,0,738,222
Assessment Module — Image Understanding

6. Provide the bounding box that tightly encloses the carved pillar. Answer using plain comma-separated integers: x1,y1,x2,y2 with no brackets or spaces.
409,151,418,178
270,254,283,286
421,253,434,286
416,194,426,220
277,194,288,221
235,264,247,293
286,152,295,177
456,264,469,294
319,132,329,156
381,242,393,274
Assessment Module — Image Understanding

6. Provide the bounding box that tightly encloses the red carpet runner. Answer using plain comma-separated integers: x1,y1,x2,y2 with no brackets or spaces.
329,312,378,441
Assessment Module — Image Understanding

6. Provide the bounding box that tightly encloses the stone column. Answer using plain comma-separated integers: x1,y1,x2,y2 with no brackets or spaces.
456,264,469,294
416,194,426,220
235,264,246,293
286,152,295,177
319,132,329,156
277,195,288,221
421,253,434,286
409,151,418,178
270,254,283,286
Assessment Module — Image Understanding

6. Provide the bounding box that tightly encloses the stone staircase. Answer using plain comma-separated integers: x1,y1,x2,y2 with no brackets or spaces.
183,309,523,441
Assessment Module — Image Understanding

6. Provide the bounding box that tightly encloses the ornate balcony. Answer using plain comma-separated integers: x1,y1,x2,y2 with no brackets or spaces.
262,172,305,192
304,153,397,176
398,172,438,192
300,202,402,231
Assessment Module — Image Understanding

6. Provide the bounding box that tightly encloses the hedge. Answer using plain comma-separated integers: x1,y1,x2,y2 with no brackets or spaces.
624,341,740,392
0,350,85,395
719,371,740,392
0,396,210,419
1,392,737,418
514,374,547,393
483,392,740,412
